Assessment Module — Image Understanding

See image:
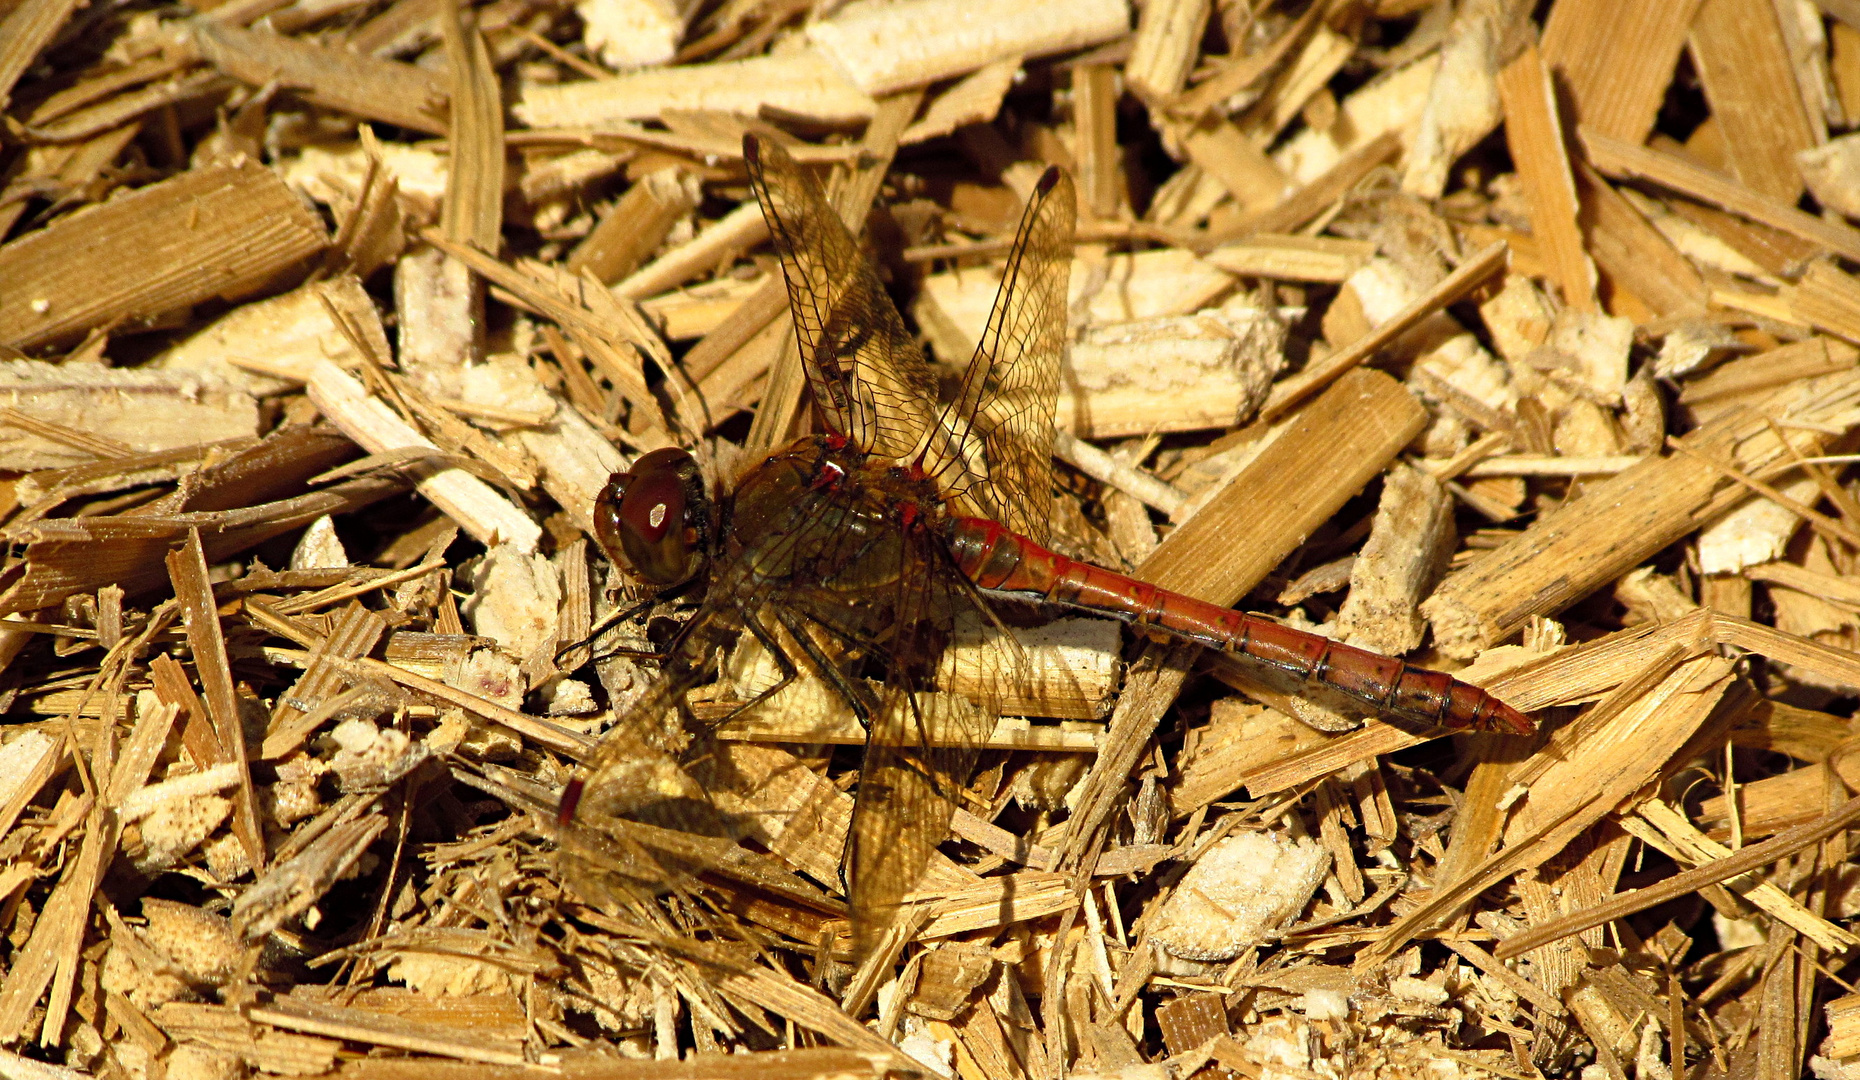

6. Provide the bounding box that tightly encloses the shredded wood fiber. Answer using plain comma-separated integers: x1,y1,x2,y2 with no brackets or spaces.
8,1,1860,1078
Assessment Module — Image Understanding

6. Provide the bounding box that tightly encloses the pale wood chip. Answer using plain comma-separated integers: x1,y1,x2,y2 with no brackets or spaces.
1401,0,1508,200
0,0,84,111
1689,0,1818,204
0,362,257,472
0,162,327,350
1789,260,1860,344
1272,52,1433,184
1124,0,1206,106
193,19,446,133
1336,462,1452,656
804,0,1127,97
568,167,702,286
157,275,389,396
901,57,1019,145
1424,369,1860,657
169,527,266,869
1585,129,1860,263
1260,241,1507,422
232,813,387,940
1496,42,1594,313
1571,162,1709,318
1538,0,1702,144
439,0,503,251
247,995,528,1065
1625,798,1859,952
1177,116,1290,215
515,52,877,128
303,358,544,554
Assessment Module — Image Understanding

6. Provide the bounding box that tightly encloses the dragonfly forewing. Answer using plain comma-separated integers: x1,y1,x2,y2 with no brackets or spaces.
928,165,1077,546
743,135,941,463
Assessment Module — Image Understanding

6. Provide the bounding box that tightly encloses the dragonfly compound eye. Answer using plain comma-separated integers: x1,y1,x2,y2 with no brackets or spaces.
593,447,710,587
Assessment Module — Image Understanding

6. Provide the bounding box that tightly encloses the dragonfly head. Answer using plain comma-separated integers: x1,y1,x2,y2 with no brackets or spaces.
593,447,712,588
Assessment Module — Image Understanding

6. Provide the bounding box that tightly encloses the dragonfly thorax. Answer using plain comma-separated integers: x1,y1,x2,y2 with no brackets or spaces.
723,435,944,594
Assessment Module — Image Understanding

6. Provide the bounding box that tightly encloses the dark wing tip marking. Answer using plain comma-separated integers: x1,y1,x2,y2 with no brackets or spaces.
1035,164,1062,196
557,777,585,827
742,132,761,166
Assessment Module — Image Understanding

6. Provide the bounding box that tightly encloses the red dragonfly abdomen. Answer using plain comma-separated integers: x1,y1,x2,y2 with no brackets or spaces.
943,516,1534,736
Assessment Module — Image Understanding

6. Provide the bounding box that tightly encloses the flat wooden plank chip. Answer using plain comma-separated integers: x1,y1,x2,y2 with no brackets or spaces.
0,162,326,348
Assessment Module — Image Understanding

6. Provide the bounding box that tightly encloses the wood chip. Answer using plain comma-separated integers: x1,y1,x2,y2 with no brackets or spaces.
1688,0,1818,203
194,20,447,134
1425,371,1860,656
1496,42,1593,312
1585,128,1860,262
0,162,327,349
515,52,878,128
1124,0,1207,106
803,0,1128,96
1539,0,1702,143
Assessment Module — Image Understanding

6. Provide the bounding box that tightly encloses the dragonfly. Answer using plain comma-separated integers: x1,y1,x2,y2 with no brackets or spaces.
559,133,1534,955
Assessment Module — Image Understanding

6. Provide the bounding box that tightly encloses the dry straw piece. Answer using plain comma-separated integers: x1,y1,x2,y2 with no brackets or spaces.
13,0,1860,1078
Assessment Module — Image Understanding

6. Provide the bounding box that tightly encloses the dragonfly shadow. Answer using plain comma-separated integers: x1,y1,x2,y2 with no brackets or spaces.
555,768,848,926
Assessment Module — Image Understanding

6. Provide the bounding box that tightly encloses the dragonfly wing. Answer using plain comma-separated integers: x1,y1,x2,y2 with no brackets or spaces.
926,167,1076,545
554,678,728,919
845,531,993,957
743,135,940,462
560,600,744,835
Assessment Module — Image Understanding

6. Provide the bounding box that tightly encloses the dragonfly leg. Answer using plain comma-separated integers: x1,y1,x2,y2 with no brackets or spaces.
567,568,713,667
766,607,881,901
781,615,905,685
556,593,664,667
686,604,807,735
770,606,885,724
762,608,956,899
